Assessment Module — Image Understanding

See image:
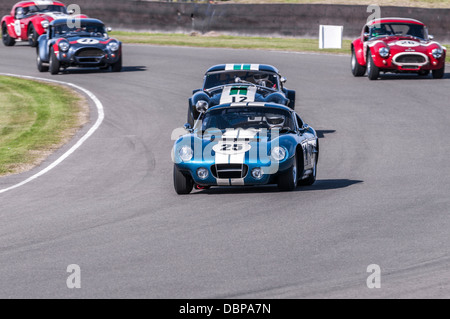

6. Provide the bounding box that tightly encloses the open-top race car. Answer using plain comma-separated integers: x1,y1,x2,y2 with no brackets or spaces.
173,102,318,194
1,1,87,47
36,18,122,74
351,18,446,80
187,64,296,126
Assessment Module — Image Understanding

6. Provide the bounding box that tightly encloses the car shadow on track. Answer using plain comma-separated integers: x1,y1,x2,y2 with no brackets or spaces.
59,66,147,74
316,130,336,139
192,179,363,195
378,73,450,80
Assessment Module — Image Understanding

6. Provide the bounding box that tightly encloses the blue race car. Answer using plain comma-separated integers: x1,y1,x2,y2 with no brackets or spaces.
173,102,318,194
187,64,296,126
36,18,122,74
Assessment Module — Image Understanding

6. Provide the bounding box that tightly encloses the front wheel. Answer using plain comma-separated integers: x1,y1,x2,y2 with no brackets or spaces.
28,24,38,47
173,165,193,195
36,52,49,72
278,154,298,191
2,23,15,47
111,56,122,72
367,53,380,80
432,65,445,79
299,153,317,186
351,49,366,77
49,48,60,75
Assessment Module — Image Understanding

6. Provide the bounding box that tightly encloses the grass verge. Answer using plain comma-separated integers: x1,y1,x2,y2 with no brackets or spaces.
111,31,450,62
0,76,88,176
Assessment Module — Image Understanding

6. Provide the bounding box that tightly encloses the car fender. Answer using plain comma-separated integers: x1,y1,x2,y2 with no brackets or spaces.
352,38,366,66
37,34,50,62
1,16,16,38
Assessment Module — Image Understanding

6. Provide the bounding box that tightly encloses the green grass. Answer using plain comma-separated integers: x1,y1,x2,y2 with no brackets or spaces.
111,31,450,62
0,76,86,176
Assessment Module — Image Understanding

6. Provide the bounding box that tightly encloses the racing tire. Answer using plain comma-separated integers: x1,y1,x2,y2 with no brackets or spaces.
351,48,366,77
28,24,38,47
36,52,49,72
367,53,380,80
173,165,194,195
277,154,298,191
2,23,15,47
111,56,122,72
286,90,296,109
49,48,60,75
299,152,318,186
432,65,445,79
187,104,196,127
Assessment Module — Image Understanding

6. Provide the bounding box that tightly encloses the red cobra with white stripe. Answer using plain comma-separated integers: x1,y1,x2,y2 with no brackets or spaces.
351,18,446,80
1,1,87,48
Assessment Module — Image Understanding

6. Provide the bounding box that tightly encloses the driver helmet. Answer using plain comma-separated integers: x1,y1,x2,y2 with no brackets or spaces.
266,115,285,128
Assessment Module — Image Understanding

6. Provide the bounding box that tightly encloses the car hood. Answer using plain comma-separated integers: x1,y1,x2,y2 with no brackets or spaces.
37,12,70,21
369,36,443,52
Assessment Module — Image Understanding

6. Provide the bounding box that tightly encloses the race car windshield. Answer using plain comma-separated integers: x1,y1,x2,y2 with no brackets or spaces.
369,23,428,40
53,23,107,38
204,71,279,90
28,5,67,14
202,107,295,131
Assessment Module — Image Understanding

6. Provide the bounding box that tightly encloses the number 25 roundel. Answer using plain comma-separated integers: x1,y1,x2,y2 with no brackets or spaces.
212,141,251,155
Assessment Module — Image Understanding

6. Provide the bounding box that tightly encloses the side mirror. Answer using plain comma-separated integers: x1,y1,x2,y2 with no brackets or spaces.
68,9,75,14
184,123,192,131
195,100,209,114
363,32,370,40
280,77,287,84
429,34,434,40
107,27,112,32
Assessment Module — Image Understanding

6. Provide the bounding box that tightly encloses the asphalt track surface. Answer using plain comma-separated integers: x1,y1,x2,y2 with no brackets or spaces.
0,43,450,298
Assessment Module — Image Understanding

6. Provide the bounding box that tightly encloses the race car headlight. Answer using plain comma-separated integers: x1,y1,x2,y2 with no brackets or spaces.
432,48,443,59
108,41,120,52
179,146,193,162
378,47,390,58
41,20,49,29
59,41,70,52
271,146,286,161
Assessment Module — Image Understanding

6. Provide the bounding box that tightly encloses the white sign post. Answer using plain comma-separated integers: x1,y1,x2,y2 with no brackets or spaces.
319,25,344,49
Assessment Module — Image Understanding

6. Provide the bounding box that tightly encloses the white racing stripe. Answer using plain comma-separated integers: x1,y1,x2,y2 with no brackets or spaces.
219,86,256,104
0,73,104,195
213,128,258,186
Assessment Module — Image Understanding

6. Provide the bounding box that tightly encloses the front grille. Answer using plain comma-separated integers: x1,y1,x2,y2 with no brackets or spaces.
211,164,248,179
76,48,105,57
395,54,426,64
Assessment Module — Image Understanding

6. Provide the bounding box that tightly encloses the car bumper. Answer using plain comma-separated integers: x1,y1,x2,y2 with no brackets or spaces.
176,157,295,186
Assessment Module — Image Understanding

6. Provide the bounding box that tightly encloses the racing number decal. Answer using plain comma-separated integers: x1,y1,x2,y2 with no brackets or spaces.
231,96,247,103
14,20,21,37
220,144,244,152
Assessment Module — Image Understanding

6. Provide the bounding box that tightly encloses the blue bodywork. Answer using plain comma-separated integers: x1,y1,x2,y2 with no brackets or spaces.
37,18,122,70
174,103,318,187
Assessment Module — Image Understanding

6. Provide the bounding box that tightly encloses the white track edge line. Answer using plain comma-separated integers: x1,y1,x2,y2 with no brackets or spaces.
0,73,104,195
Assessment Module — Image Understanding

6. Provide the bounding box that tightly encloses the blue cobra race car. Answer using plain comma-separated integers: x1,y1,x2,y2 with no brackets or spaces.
173,102,318,194
36,18,122,74
187,64,296,126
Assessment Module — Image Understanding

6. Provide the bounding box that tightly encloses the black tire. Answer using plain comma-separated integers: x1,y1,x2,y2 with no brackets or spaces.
2,23,15,47
351,48,366,77
187,103,196,127
173,165,193,195
28,24,38,47
277,154,298,191
432,65,445,79
367,53,380,80
299,151,318,186
286,89,296,109
111,56,122,72
49,47,60,75
36,51,49,72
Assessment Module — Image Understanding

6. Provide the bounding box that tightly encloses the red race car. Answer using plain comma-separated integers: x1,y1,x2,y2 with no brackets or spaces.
351,18,446,80
1,1,86,47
